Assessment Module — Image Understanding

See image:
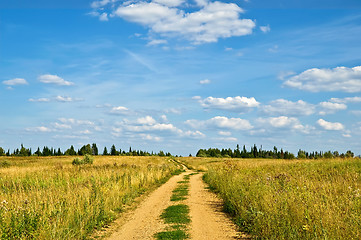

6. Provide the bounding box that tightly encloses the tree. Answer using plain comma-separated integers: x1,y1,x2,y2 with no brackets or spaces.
103,146,108,155
35,147,41,156
0,147,5,156
65,145,77,156
110,145,118,155
79,144,92,156
345,150,354,158
92,143,98,155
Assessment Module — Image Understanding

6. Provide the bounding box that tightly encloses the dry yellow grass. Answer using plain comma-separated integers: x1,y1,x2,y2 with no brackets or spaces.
180,157,361,239
0,156,181,239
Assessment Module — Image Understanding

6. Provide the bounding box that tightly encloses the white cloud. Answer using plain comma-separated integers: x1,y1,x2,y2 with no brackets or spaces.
182,130,205,138
350,110,361,115
79,130,92,135
192,96,202,100
26,126,52,132
262,99,315,116
317,119,344,131
160,115,168,122
318,101,347,115
330,96,361,103
260,25,270,33
216,137,238,142
58,118,95,126
38,74,74,86
112,1,255,44
2,78,28,86
53,122,72,129
99,13,109,21
343,133,352,138
258,116,299,128
91,0,115,8
186,116,253,130
257,116,313,134
153,0,185,7
198,96,260,112
200,79,211,84
283,66,361,93
218,131,231,136
140,134,162,141
147,39,168,46
127,123,178,132
136,116,157,125
55,96,74,102
29,98,50,102
110,106,129,115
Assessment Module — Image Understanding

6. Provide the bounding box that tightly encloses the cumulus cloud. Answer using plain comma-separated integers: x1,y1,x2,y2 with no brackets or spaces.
318,101,347,115
109,106,130,115
99,1,256,44
317,119,344,131
113,115,205,139
198,96,260,112
136,116,157,125
2,78,28,86
257,116,313,134
38,74,74,86
283,66,361,93
262,99,315,116
186,116,253,130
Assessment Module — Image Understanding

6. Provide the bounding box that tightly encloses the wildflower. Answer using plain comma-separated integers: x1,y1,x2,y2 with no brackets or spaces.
302,224,310,232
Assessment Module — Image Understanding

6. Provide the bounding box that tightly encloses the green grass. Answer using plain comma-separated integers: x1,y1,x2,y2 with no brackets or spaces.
171,184,189,201
161,204,191,224
154,229,188,240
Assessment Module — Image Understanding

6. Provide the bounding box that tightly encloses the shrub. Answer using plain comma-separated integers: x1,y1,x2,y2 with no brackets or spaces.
72,155,94,165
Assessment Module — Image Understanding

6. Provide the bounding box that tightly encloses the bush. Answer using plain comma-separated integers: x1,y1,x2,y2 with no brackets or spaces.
72,155,94,165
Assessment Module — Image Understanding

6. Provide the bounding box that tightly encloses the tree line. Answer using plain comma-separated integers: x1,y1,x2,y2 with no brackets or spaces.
0,144,172,157
196,144,356,159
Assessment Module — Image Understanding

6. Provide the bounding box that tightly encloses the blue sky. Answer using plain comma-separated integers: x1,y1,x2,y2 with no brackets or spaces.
1,0,361,156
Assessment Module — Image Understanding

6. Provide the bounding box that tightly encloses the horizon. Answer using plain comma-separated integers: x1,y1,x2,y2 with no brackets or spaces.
1,0,361,156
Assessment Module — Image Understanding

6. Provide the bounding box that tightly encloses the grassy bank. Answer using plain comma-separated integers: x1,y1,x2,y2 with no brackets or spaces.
0,156,180,239
181,157,361,239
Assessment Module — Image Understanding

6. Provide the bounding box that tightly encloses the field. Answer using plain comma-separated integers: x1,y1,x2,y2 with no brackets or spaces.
0,156,181,239
180,157,361,239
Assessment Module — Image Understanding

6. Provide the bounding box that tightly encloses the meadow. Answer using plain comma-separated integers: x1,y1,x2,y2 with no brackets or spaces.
180,157,361,239
0,155,181,239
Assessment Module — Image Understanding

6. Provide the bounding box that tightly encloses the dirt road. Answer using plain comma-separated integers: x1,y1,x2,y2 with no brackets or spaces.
106,172,187,240
188,173,246,239
106,171,245,239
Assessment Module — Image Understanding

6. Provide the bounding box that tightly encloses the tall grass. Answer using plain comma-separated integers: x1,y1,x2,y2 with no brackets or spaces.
194,158,361,239
0,156,180,239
